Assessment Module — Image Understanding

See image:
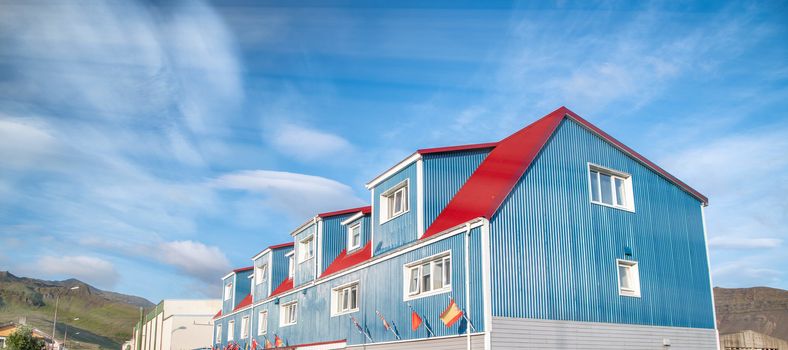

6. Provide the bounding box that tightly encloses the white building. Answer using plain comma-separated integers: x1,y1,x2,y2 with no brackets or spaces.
132,300,221,350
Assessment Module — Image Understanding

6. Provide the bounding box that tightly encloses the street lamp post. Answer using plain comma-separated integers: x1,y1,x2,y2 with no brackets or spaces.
63,318,79,350
52,286,79,349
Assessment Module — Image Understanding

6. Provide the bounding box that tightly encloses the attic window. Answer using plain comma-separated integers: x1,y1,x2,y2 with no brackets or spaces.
224,282,232,301
380,179,409,223
348,223,361,251
588,164,634,211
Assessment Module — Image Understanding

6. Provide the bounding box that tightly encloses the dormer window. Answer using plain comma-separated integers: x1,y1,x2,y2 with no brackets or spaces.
298,235,315,263
255,264,268,286
286,251,295,277
380,180,409,223
224,282,232,301
348,223,361,251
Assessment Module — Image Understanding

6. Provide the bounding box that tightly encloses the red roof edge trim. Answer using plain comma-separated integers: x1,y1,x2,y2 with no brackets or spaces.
212,310,222,319
232,294,252,312
320,242,372,278
317,206,372,218
417,142,498,155
268,242,294,250
232,266,253,273
269,277,294,298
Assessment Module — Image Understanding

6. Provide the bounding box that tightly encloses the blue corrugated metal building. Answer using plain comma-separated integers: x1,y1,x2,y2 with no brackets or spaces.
210,107,718,350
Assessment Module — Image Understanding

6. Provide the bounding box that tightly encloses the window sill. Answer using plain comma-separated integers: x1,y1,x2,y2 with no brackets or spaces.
380,209,409,225
279,322,297,328
403,286,451,301
298,257,314,264
347,245,362,253
618,290,641,298
330,308,360,318
591,201,635,213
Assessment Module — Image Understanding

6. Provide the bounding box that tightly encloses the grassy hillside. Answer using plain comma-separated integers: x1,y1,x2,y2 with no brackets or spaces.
0,271,154,350
715,286,788,341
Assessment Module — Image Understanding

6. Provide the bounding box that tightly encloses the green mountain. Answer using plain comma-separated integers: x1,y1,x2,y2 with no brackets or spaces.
0,271,154,350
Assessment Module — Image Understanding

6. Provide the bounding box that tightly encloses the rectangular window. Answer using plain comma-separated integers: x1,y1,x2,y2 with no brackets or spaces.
589,164,634,211
617,259,641,297
227,320,235,341
215,324,222,343
332,282,360,316
299,236,315,263
379,180,409,223
287,253,295,278
240,316,249,339
255,264,268,286
224,283,232,301
348,223,361,251
280,301,298,326
404,252,451,299
257,311,268,335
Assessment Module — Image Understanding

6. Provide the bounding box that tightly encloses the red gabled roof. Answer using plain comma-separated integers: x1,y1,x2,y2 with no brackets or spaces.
423,106,708,238
232,294,252,312
317,206,371,218
212,309,222,319
270,277,294,298
417,142,497,155
233,266,253,273
268,242,294,250
320,242,372,278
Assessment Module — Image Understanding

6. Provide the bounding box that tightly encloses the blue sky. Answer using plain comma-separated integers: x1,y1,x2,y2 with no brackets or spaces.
0,0,786,302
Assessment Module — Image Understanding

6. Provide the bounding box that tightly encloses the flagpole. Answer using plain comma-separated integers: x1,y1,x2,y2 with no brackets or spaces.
406,303,434,337
348,315,373,342
375,310,400,340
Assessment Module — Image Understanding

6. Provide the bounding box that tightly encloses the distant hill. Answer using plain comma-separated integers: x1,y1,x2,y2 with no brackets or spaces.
0,271,154,350
715,286,788,341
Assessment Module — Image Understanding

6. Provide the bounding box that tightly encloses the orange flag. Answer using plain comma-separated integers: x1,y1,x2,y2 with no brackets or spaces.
274,335,283,347
410,310,422,331
440,299,463,327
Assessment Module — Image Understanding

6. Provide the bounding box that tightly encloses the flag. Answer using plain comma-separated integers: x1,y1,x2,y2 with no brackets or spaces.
375,310,391,330
250,339,258,350
440,298,464,327
262,336,272,349
274,335,283,347
410,310,422,331
350,315,373,341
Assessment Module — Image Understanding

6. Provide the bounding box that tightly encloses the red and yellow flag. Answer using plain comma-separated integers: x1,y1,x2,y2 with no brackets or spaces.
274,335,283,347
263,338,272,349
440,299,463,327
410,310,422,331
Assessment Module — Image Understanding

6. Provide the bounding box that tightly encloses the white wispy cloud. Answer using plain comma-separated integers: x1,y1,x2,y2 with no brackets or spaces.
156,240,231,284
270,124,354,161
213,170,365,219
34,255,119,288
709,236,783,249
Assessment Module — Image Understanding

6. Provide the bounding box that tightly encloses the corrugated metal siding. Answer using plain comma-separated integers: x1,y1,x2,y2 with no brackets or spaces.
295,224,317,287
491,317,717,349
489,119,715,328
320,213,369,274
239,230,485,348
235,270,253,307
271,247,292,290
372,163,417,255
253,252,270,302
423,149,491,231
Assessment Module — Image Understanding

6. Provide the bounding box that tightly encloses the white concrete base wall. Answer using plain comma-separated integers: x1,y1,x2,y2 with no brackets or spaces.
346,334,484,350
491,317,718,350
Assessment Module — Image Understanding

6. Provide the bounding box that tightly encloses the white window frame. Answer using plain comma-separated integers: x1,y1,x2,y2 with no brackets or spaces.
215,324,222,343
255,263,268,286
331,281,360,317
347,223,362,251
298,235,315,263
257,310,268,336
379,179,409,224
617,259,641,297
280,301,298,327
587,163,635,212
240,316,249,339
224,282,233,301
403,251,452,301
286,251,295,278
227,320,235,341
